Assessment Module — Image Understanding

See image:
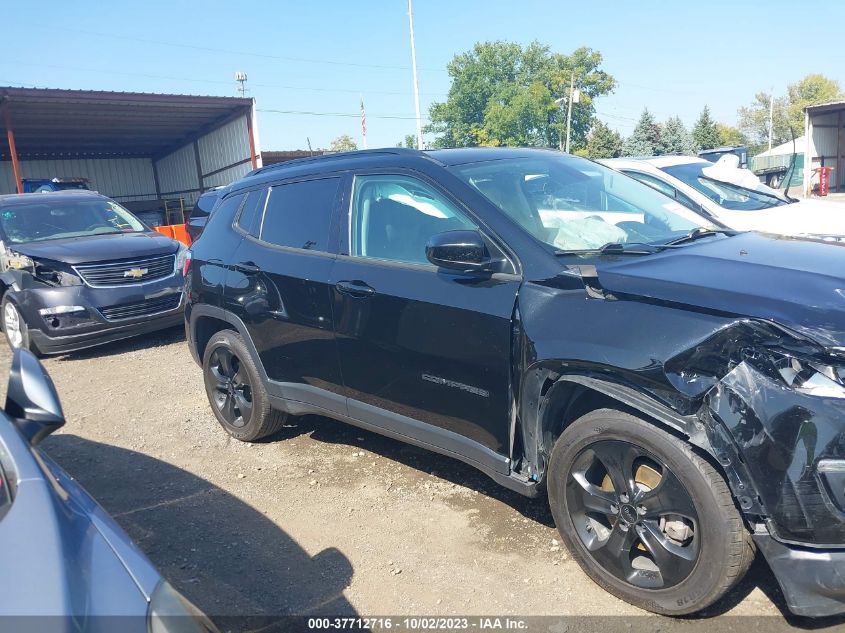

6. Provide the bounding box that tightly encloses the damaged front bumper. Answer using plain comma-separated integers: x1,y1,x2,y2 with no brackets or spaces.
755,532,845,617
701,345,845,616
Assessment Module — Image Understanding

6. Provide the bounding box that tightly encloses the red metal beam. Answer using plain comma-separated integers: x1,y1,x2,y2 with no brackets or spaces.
246,107,258,170
3,106,23,194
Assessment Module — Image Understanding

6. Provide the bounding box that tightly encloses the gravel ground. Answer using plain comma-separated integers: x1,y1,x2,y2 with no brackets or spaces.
3,328,842,632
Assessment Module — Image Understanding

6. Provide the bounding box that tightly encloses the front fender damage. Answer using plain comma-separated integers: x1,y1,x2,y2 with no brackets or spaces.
524,318,845,545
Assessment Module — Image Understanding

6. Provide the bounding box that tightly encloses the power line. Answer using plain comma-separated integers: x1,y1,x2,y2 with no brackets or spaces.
45,26,448,73
3,59,449,98
259,108,429,121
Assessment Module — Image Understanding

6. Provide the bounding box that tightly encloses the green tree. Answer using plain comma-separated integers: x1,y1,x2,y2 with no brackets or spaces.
621,109,663,156
661,116,695,155
716,123,746,147
426,40,615,150
329,135,358,152
737,93,790,147
787,74,842,132
396,134,419,148
584,120,622,158
692,106,721,151
737,75,842,147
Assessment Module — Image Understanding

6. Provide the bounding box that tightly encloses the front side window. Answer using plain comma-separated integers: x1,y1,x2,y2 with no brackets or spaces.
0,198,146,244
260,178,340,251
450,154,712,252
351,174,476,265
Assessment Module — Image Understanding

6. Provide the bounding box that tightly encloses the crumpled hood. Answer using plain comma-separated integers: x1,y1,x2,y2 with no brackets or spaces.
594,232,845,347
10,232,179,265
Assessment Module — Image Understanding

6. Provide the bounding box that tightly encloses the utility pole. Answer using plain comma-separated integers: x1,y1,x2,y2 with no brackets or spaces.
768,88,774,150
565,72,575,153
407,0,424,150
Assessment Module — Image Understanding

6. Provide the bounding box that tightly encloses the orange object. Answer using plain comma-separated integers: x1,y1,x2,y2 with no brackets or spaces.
171,224,192,246
154,224,192,246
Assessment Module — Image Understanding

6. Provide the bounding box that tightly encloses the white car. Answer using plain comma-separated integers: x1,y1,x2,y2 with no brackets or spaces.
601,155,845,239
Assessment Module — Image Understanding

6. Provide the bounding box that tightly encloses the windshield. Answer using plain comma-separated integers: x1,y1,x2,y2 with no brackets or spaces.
661,162,788,211
0,198,146,244
449,154,713,251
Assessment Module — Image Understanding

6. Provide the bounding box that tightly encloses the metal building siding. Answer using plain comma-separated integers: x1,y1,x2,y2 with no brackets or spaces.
198,116,250,175
811,124,839,158
203,162,252,189
155,144,199,197
0,158,157,200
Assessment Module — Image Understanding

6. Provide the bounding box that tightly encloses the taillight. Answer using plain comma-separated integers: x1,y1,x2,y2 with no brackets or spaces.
182,251,192,277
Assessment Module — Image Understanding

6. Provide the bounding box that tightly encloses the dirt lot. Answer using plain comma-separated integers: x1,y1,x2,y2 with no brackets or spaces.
3,328,841,632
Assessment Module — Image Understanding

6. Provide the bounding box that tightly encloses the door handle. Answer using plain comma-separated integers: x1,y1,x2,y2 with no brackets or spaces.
234,261,261,275
335,280,376,297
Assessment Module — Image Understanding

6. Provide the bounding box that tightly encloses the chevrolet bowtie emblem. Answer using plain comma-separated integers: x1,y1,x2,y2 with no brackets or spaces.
124,267,148,279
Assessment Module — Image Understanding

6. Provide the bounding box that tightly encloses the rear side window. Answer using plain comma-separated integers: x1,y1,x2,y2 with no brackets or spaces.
237,188,268,236
259,178,340,251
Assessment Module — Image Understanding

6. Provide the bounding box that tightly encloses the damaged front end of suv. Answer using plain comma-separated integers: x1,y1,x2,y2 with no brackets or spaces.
510,243,845,616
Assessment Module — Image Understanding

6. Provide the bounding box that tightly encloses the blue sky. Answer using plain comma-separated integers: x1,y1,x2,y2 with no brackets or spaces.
4,0,843,150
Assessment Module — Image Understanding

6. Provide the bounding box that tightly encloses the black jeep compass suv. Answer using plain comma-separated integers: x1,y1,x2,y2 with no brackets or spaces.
0,191,186,355
185,147,845,617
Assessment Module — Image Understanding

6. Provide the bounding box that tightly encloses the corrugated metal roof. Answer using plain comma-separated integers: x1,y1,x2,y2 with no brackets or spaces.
805,100,845,114
0,86,253,160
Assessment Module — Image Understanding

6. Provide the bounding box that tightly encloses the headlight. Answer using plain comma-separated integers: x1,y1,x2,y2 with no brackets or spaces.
174,245,189,277
1,250,34,272
148,581,219,633
764,350,845,399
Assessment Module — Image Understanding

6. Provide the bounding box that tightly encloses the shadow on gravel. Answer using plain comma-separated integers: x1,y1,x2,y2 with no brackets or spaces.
43,434,357,632
54,325,187,361
266,414,838,626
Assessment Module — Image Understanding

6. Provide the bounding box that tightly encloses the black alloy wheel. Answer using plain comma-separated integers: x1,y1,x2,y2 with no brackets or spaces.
202,330,288,442
567,439,699,590
548,409,755,615
208,346,253,428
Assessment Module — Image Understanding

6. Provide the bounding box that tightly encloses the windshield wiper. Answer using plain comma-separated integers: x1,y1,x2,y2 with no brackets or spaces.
664,227,739,246
555,242,674,256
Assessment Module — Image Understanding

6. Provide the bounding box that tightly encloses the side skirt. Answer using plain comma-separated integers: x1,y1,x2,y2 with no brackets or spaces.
269,384,540,499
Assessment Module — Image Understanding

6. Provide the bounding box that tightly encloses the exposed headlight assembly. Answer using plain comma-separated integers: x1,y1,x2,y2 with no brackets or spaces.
1,250,34,272
765,350,845,399
148,581,219,633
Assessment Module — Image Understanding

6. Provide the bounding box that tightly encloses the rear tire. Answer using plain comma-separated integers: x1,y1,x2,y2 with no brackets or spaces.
547,408,754,616
202,330,287,442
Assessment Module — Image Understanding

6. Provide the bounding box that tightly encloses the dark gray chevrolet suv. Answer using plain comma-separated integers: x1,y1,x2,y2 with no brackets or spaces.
0,191,187,355
186,147,845,618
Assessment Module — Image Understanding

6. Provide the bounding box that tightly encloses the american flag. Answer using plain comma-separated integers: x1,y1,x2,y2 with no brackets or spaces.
360,96,368,149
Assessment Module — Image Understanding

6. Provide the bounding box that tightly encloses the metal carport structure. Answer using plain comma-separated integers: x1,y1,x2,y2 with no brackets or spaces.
804,100,845,196
0,87,260,208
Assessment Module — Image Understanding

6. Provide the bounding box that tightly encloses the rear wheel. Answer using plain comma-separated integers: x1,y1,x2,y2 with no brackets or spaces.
547,409,754,615
202,330,287,442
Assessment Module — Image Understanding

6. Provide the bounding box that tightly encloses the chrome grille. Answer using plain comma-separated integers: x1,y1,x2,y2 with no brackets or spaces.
74,254,175,287
99,294,181,322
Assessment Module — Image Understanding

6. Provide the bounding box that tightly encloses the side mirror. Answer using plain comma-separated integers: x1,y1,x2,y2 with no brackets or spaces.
5,349,65,445
425,230,493,272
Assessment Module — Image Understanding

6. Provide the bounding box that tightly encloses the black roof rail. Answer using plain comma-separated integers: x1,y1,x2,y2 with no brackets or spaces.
246,147,427,177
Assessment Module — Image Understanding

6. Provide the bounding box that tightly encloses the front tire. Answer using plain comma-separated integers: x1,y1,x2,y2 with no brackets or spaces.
1,295,33,353
547,409,754,615
202,330,287,442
